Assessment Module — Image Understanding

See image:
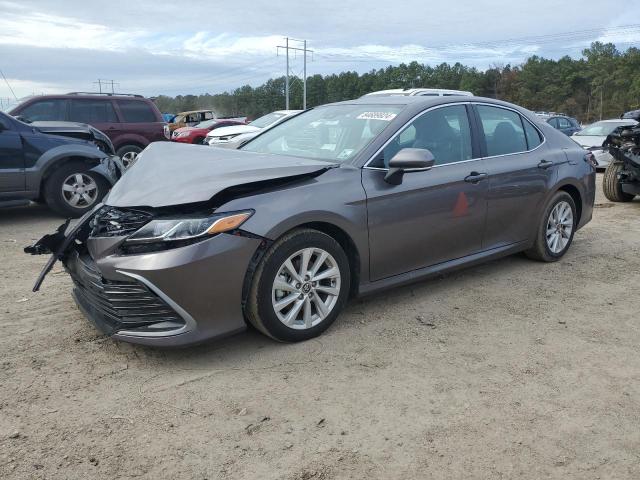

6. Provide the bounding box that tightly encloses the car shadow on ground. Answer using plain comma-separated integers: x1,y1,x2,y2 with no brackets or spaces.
130,252,535,369
0,202,63,226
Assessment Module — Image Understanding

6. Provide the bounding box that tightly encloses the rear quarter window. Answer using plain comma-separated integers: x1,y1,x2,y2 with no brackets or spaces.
116,100,157,123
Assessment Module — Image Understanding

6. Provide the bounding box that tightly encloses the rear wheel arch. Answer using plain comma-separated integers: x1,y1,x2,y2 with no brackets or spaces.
555,183,582,226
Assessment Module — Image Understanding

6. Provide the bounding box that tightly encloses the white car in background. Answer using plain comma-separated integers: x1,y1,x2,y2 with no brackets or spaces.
206,110,301,145
571,119,638,170
361,88,473,98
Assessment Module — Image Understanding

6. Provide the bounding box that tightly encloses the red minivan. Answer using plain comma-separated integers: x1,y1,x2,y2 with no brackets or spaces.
10,93,168,167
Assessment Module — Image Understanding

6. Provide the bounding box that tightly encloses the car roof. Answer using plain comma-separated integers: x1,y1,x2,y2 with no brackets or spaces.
20,93,150,101
177,109,215,115
363,88,473,97
328,95,511,108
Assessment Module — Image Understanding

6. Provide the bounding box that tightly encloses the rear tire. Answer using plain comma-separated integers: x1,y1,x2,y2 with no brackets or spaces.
116,145,143,169
246,229,350,342
43,161,109,217
603,161,635,202
525,191,577,262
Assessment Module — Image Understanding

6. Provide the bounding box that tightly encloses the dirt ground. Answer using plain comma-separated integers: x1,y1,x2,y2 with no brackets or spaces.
1,174,639,480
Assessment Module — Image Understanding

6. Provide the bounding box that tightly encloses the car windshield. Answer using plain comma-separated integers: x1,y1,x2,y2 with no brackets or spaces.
576,121,635,136
240,104,403,162
195,119,219,128
249,112,288,128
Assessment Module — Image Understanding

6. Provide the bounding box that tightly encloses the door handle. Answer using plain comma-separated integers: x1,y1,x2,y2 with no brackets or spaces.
538,159,554,169
464,172,488,184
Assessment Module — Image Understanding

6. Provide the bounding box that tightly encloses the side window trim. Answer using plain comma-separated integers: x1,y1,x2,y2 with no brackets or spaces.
472,102,546,158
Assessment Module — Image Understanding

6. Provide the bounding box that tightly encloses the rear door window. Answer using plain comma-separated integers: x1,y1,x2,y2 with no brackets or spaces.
116,100,156,123
476,105,527,156
557,117,571,129
17,99,67,121
69,99,118,123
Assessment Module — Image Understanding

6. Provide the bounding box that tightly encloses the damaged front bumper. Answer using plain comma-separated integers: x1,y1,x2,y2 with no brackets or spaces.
25,208,263,346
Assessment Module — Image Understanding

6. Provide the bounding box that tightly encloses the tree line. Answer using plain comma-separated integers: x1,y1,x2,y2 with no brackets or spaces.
153,42,640,124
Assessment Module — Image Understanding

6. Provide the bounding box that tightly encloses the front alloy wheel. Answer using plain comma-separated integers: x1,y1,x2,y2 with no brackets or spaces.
62,173,99,209
246,229,350,342
272,248,341,330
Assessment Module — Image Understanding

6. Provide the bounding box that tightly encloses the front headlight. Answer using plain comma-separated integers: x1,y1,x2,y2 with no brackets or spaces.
124,210,253,245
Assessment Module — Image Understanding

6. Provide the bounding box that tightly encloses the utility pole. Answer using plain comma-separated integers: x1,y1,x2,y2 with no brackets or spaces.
599,83,604,121
94,79,118,94
285,37,289,110
277,38,313,110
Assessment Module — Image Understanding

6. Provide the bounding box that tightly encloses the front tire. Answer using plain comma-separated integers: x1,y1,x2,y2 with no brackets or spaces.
603,161,635,202
246,229,351,342
43,161,109,217
525,191,577,262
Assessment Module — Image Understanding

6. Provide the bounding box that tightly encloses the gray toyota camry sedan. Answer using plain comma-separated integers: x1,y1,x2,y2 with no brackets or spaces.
27,96,596,346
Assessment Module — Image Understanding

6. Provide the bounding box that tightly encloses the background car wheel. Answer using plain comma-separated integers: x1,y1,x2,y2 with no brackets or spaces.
193,137,205,145
525,191,577,262
43,161,109,217
603,161,635,202
246,228,351,342
116,145,143,169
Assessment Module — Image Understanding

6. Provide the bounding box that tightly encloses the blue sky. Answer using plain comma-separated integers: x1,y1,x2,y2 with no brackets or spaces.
1,0,639,100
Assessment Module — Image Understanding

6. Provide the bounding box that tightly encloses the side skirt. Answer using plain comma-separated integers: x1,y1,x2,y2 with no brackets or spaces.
357,241,530,297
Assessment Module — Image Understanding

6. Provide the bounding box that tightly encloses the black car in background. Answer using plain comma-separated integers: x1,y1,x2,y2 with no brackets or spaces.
6,93,168,168
0,111,121,217
537,114,581,136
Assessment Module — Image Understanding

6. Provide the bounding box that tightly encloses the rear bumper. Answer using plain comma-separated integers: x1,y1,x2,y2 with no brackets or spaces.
64,233,262,347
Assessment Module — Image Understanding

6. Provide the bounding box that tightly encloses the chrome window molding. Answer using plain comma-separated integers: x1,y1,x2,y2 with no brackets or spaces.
363,101,547,171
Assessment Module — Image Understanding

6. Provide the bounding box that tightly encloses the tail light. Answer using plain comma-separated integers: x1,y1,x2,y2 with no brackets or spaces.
584,152,598,168
163,124,170,140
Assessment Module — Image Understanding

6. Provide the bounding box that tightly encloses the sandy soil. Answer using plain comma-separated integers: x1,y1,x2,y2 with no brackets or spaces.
1,175,639,480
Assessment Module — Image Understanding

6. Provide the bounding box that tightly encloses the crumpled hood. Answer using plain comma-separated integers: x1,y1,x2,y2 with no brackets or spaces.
105,141,336,208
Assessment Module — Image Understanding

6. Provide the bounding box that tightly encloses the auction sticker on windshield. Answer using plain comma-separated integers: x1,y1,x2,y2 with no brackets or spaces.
356,112,397,121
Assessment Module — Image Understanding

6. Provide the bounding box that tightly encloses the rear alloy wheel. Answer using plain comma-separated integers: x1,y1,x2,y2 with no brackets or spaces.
116,145,143,169
603,161,635,202
246,229,350,342
525,191,577,262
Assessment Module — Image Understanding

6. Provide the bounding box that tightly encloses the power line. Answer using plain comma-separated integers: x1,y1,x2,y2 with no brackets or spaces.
0,69,18,100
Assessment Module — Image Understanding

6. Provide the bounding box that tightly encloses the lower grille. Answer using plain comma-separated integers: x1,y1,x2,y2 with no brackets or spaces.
70,254,185,335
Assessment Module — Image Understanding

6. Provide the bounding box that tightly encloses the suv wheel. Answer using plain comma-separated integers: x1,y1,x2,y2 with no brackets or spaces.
525,191,576,262
246,229,350,342
44,161,109,217
603,161,635,202
116,145,143,169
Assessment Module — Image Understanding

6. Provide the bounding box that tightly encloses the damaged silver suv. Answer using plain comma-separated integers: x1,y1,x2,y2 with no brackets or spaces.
27,96,595,346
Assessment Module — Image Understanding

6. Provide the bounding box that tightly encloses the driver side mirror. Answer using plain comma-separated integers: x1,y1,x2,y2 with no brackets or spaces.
384,148,435,185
